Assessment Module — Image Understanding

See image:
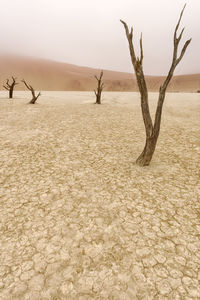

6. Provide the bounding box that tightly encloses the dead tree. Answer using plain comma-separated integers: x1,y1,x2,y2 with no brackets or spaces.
94,71,104,104
22,80,41,104
3,77,18,98
120,5,191,166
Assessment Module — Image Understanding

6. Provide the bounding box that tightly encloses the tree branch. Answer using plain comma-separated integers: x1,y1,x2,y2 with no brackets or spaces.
174,3,186,44
177,27,185,43
176,38,192,66
161,4,191,92
154,4,191,134
140,33,143,64
22,79,32,91
101,83,104,90
11,76,18,85
100,70,103,80
36,92,41,100
121,19,153,137
120,20,137,67
5,79,11,88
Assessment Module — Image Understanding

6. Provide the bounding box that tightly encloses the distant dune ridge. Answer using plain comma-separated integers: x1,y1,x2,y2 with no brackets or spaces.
0,55,199,92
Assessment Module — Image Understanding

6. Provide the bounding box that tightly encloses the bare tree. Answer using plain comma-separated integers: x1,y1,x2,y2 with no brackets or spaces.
22,80,41,104
3,77,18,98
94,71,104,104
120,5,191,166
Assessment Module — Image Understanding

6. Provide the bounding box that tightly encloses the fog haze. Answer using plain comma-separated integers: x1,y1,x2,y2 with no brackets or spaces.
0,0,199,75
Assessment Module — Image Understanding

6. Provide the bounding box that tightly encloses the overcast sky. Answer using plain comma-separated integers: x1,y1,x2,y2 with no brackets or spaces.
0,0,199,75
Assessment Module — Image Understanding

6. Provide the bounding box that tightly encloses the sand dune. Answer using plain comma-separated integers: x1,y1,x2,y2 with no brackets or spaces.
0,55,199,92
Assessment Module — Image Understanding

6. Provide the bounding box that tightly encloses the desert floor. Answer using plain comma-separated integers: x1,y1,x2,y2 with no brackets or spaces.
0,91,199,299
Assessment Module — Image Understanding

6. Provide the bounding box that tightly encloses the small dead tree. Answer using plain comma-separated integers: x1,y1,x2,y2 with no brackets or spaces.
22,79,41,104
3,77,18,98
94,70,104,104
120,4,191,166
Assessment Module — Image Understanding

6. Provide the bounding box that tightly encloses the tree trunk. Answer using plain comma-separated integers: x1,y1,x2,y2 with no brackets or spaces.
9,88,13,99
29,98,36,104
136,133,158,166
96,91,101,104
29,94,40,104
94,71,104,104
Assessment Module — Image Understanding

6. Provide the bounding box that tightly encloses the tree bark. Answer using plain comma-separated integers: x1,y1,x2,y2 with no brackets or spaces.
136,135,158,166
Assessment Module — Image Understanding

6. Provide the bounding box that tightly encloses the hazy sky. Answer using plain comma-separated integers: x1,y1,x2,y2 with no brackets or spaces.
0,0,199,75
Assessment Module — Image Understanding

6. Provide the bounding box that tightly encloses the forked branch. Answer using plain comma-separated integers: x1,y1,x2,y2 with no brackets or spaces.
3,79,10,90
3,77,18,98
154,4,191,134
162,4,191,92
22,79,41,104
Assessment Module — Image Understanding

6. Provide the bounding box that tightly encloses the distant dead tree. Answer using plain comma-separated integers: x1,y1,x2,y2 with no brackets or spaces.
3,76,18,98
21,79,41,104
94,70,104,104
120,4,191,166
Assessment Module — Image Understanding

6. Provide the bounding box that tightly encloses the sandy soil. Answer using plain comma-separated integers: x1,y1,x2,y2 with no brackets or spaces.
0,91,200,299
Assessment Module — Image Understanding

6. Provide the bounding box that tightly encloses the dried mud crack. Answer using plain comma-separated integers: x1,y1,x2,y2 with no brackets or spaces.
0,92,199,299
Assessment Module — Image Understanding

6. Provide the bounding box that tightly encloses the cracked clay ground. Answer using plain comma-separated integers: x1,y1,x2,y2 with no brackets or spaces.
0,91,200,299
